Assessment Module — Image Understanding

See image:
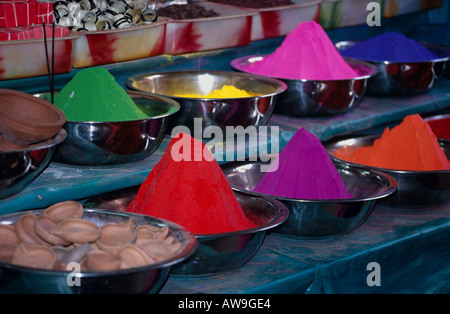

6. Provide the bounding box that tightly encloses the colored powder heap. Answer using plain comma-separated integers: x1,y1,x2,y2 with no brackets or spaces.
253,128,352,199
174,85,259,98
427,116,450,140
244,21,358,80
54,67,149,122
334,114,450,171
340,32,439,62
126,133,257,234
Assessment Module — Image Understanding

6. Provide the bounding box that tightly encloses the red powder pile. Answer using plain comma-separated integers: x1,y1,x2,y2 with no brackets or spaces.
126,133,257,234
334,114,450,171
243,21,358,80
427,116,450,140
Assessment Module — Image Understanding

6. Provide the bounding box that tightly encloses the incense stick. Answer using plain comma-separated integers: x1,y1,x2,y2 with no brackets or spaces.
42,17,51,101
51,21,55,104
42,17,55,104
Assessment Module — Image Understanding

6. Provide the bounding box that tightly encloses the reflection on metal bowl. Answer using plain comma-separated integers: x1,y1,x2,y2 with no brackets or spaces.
324,134,450,206
335,41,450,96
126,70,287,134
34,91,180,167
84,185,289,277
424,113,450,145
0,209,197,294
231,55,377,116
0,129,66,200
221,160,397,239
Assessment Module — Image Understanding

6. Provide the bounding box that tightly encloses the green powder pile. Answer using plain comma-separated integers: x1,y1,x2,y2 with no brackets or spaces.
54,67,149,122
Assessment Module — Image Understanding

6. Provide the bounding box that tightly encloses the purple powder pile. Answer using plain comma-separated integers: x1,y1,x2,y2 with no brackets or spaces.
253,128,352,200
340,32,439,62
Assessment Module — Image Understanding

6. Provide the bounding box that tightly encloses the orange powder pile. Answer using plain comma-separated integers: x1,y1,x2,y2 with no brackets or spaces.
334,114,450,171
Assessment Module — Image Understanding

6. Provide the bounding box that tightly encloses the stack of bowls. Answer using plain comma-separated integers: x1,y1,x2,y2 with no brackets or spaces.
0,132,67,200
0,89,67,199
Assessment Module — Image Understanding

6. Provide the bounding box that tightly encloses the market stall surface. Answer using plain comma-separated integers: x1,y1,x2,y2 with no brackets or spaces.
0,20,449,293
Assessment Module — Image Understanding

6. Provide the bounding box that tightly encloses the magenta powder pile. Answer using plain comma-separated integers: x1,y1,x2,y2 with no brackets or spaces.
253,128,352,199
243,21,358,80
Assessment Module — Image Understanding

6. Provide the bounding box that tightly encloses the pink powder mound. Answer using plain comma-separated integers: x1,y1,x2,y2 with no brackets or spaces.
253,128,352,199
244,21,359,80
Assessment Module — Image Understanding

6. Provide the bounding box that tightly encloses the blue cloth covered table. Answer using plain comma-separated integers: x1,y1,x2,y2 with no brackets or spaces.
160,201,450,294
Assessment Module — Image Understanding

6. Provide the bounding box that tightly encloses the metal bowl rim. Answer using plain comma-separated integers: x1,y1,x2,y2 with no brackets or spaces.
0,208,198,277
424,113,450,122
0,129,67,154
424,113,450,144
326,134,450,174
83,186,290,240
221,160,399,203
335,40,450,63
230,54,379,81
125,70,289,100
193,196,290,240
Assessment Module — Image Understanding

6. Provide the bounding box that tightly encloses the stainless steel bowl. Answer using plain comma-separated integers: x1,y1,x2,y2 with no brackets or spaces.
425,113,450,145
324,134,450,206
0,129,66,200
34,91,180,166
0,208,197,294
126,70,287,134
221,160,397,239
336,41,450,96
230,55,377,116
84,185,289,277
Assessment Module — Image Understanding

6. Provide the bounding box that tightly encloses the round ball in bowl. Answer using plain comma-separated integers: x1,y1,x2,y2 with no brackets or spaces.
126,70,287,134
231,55,378,116
0,129,67,200
34,91,180,166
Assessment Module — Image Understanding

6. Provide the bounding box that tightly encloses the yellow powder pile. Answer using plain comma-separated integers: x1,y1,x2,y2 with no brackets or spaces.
175,85,259,98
